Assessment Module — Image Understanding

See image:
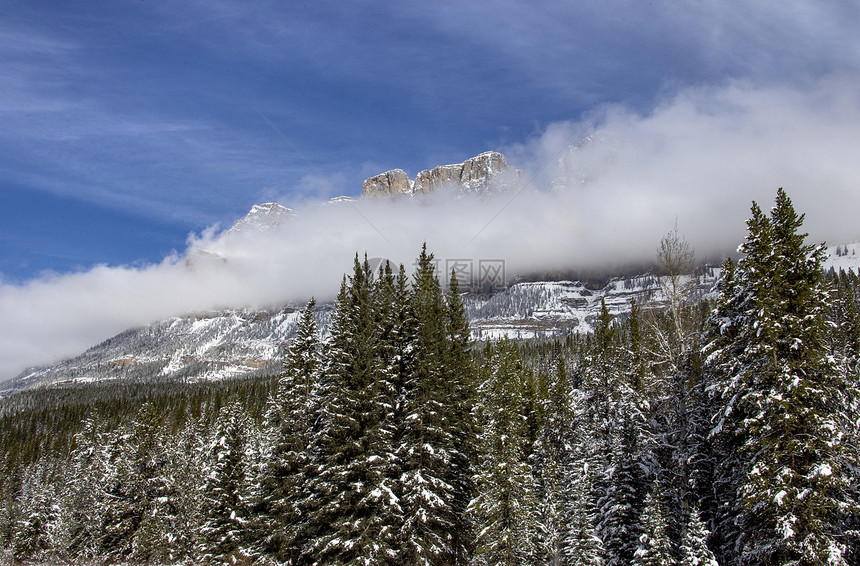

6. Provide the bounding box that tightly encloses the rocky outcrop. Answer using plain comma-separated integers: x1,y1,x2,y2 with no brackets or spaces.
362,169,412,199
362,151,522,199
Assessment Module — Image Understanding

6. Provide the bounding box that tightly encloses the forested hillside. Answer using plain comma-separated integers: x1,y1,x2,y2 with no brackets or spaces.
1,190,858,565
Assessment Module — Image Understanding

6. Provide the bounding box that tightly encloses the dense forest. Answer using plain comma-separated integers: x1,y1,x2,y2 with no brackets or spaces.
1,189,858,565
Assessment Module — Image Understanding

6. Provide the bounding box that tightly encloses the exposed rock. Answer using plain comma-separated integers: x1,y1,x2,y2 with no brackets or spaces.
414,151,510,195
362,151,522,199
362,169,412,199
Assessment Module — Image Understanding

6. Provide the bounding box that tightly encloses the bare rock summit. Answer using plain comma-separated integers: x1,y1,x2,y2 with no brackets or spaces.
363,151,522,199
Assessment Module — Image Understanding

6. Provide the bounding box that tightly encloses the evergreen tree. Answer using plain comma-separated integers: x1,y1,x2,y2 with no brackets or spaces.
706,189,852,565
167,412,209,562
444,267,478,565
310,255,401,565
587,299,646,566
263,298,322,563
11,459,60,562
678,505,719,566
399,247,459,565
470,339,539,565
99,402,177,562
702,256,747,564
632,482,673,566
199,401,253,563
534,348,575,565
59,410,109,560
563,458,604,566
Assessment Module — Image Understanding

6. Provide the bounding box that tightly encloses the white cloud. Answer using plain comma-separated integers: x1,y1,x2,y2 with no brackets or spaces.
3,77,860,380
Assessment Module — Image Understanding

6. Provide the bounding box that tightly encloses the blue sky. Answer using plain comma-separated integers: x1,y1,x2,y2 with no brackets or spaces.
3,1,860,379
3,0,857,281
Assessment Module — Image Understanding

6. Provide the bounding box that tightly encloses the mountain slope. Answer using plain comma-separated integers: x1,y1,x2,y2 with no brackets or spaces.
2,269,721,395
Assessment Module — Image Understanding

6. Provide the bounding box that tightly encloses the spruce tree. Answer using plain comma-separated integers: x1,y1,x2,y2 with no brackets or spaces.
11,459,60,562
444,267,478,565
469,339,539,565
98,402,178,562
399,247,459,565
563,458,604,565
199,401,252,563
310,255,401,565
705,189,852,565
263,298,322,563
61,411,108,560
678,505,719,566
632,482,673,566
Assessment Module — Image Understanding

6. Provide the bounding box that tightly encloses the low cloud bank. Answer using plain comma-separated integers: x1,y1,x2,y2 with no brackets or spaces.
3,77,860,380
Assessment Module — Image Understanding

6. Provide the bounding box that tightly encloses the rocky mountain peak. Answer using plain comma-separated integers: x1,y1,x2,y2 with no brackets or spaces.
362,151,523,199
228,202,294,234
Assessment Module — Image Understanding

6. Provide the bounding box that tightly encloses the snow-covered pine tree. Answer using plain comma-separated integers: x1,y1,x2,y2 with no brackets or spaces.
444,267,478,565
309,255,402,565
702,256,747,564
98,402,177,562
373,260,409,561
11,459,60,562
678,505,719,566
595,427,644,566
469,339,539,565
399,247,459,565
199,401,253,563
706,189,852,565
262,298,322,563
533,347,574,564
587,299,646,566
632,481,673,566
58,411,104,559
166,412,209,562
563,457,604,566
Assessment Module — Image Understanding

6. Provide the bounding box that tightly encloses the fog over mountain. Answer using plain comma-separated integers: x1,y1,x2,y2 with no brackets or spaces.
2,78,860,380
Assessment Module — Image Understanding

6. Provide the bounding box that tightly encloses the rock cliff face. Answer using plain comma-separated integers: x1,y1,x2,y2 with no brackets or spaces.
363,151,521,199
362,169,412,198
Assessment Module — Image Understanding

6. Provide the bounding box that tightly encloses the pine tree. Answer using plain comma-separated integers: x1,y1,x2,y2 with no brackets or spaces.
167,412,209,562
702,256,747,564
632,482,673,566
678,505,719,566
587,299,646,566
310,255,401,565
263,298,322,563
11,459,60,561
705,189,852,565
444,266,478,565
99,402,176,561
563,458,604,566
60,410,109,560
399,247,459,565
595,430,644,566
199,401,253,563
533,347,575,565
469,339,539,565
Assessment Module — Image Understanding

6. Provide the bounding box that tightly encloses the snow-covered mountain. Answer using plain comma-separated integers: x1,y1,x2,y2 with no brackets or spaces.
6,239,859,396
227,202,295,234
2,269,721,395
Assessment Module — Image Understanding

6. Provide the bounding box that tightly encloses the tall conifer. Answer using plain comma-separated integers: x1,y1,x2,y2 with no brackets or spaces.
706,189,852,564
